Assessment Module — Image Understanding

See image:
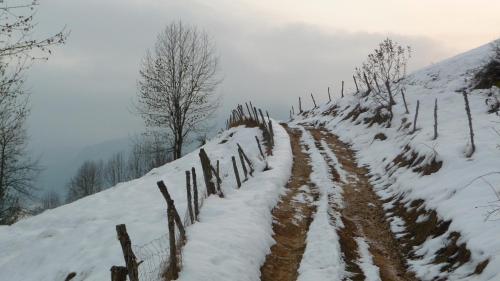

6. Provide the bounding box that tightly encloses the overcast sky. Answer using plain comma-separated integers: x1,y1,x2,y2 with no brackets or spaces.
25,0,500,192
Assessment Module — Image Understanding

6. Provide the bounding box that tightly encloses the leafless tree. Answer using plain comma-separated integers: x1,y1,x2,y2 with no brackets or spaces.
0,62,40,223
354,38,411,108
104,152,128,187
137,21,220,160
41,190,61,210
66,160,103,203
0,1,66,223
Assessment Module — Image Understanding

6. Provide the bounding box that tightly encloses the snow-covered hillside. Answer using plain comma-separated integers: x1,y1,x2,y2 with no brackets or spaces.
291,41,500,281
0,122,292,281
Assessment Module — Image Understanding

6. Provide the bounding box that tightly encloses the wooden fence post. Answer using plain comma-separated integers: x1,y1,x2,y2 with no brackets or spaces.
210,161,223,197
232,156,241,188
292,105,295,115
401,89,409,114
353,75,359,93
185,171,194,224
255,136,265,158
156,181,186,240
191,167,199,221
259,109,268,130
166,205,179,280
115,224,139,281
462,90,475,157
238,149,248,181
198,148,216,196
311,93,317,108
328,87,331,102
433,98,438,140
412,100,420,134
237,143,254,175
341,80,344,98
299,97,303,113
110,266,127,281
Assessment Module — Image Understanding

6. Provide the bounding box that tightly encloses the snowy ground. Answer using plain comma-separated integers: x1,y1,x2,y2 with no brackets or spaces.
291,41,500,280
0,121,292,281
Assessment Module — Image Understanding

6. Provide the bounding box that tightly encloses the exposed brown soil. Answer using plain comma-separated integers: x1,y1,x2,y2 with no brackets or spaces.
308,128,417,281
260,126,319,281
384,196,490,279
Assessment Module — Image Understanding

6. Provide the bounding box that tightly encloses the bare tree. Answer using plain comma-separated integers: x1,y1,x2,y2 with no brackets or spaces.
0,1,66,223
0,62,40,223
354,38,411,108
137,21,220,160
41,190,61,210
66,160,103,203
104,152,128,187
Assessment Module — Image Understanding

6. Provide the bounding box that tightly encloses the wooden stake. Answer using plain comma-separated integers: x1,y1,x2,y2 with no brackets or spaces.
462,91,475,157
292,105,295,115
115,224,139,281
185,170,194,224
110,266,127,281
255,136,265,159
401,89,409,114
412,100,420,133
433,98,438,140
237,143,254,174
198,148,216,196
156,181,186,239
191,167,199,220
167,205,178,279
341,80,344,98
238,149,248,181
232,156,241,188
299,97,303,113
328,87,331,102
311,93,317,108
353,75,359,93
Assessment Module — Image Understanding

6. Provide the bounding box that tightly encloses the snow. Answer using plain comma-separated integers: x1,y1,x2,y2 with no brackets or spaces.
290,40,500,280
0,121,293,281
355,237,381,281
295,127,346,281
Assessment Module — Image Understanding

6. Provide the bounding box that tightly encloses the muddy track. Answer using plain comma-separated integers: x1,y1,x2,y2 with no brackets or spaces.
260,126,319,281
308,127,417,281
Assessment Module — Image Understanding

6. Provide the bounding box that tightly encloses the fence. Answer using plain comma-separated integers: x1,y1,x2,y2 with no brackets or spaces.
110,104,274,281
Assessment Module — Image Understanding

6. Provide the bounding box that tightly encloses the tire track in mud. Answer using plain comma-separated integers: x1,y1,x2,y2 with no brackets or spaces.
307,127,418,281
260,125,319,281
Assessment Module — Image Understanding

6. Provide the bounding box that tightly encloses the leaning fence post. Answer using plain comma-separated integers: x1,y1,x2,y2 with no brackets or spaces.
237,143,254,175
311,93,317,108
115,224,139,281
185,170,194,224
191,167,199,220
156,181,186,240
167,205,179,279
353,75,359,93
255,136,265,159
198,149,216,196
238,149,249,181
232,156,241,188
401,89,409,114
110,266,127,281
